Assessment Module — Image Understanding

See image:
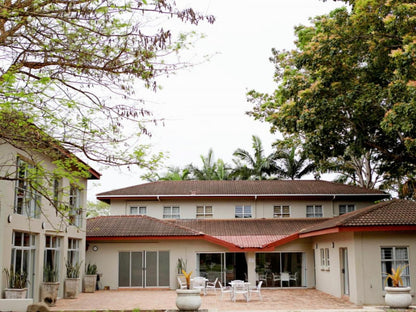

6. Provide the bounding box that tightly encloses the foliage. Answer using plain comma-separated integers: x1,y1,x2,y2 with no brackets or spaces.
3,268,29,289
188,149,233,180
0,0,214,217
247,1,416,189
87,201,110,218
66,261,82,278
384,265,408,287
181,269,193,289
86,264,98,275
43,265,58,283
177,258,187,274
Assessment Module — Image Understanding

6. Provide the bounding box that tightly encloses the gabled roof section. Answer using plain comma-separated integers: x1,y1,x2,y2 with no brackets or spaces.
97,180,389,202
300,199,416,237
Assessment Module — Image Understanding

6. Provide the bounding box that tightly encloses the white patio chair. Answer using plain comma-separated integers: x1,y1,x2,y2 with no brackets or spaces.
289,271,298,286
280,272,290,287
232,280,249,302
206,277,218,294
192,276,207,295
257,273,268,287
272,273,280,287
218,281,232,300
249,280,263,301
177,277,187,289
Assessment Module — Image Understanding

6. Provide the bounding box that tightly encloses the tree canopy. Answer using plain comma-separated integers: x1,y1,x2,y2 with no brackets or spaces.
247,0,416,190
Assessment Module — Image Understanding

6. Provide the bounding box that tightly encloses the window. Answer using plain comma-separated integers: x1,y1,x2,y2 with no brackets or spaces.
163,206,180,219
69,186,82,226
67,238,80,266
130,206,146,215
273,205,290,218
14,157,41,218
44,236,61,282
306,205,323,217
381,247,410,289
196,205,213,219
235,205,252,218
320,248,330,270
11,232,36,295
339,204,355,215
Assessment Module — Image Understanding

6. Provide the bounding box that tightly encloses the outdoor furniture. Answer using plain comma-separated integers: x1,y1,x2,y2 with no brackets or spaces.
289,271,298,286
272,273,280,287
177,277,187,289
249,280,263,301
218,281,233,300
230,280,250,302
258,273,268,287
280,272,290,287
206,277,218,293
192,276,207,295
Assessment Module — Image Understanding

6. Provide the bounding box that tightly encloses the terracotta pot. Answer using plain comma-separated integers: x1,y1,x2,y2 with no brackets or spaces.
385,286,412,308
176,289,202,311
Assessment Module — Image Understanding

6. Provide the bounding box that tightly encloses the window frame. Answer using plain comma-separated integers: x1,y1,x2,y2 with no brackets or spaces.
339,204,356,215
163,206,180,219
67,238,80,266
130,206,147,215
44,235,61,282
273,205,290,218
320,247,330,271
235,205,252,218
381,246,410,289
69,185,82,226
196,205,213,219
306,205,323,218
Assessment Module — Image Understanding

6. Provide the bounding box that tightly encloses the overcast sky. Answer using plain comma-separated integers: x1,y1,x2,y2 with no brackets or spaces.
88,0,346,200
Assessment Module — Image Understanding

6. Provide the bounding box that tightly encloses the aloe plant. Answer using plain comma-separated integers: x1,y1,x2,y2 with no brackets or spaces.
181,269,193,289
65,260,82,278
385,265,408,287
3,268,29,289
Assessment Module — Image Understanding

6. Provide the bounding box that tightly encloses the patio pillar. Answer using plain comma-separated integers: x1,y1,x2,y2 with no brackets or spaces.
246,252,256,285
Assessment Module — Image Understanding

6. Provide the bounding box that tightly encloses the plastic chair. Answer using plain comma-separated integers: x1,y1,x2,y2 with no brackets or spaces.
272,273,280,287
289,271,298,286
249,280,263,301
218,281,232,300
280,272,290,287
177,277,187,289
232,280,249,302
206,277,218,293
192,276,207,295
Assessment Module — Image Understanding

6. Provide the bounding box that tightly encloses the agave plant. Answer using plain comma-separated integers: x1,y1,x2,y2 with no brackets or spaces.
181,269,193,289
385,265,408,287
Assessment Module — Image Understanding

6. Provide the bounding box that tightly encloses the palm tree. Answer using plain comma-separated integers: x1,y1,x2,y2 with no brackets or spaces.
188,149,232,180
274,146,316,180
159,167,191,181
232,135,277,180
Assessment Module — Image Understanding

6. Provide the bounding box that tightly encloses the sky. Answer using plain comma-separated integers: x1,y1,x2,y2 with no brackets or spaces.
87,0,346,201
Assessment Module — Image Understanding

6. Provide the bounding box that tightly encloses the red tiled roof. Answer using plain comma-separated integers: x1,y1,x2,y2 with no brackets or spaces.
300,199,416,236
97,180,389,202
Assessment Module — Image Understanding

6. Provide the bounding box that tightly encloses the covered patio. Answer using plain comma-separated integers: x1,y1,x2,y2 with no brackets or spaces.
50,288,368,311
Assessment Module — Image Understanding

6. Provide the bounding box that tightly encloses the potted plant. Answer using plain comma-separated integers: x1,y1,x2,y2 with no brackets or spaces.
64,260,82,299
384,264,412,308
40,265,60,306
82,263,97,293
3,268,29,299
175,269,202,311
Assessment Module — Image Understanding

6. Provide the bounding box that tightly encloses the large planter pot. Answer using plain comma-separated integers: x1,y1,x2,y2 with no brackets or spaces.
4,288,27,299
40,282,59,306
385,286,412,308
83,275,97,293
64,278,80,299
176,289,202,311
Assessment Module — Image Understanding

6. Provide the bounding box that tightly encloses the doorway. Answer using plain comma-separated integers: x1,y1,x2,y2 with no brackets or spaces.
340,248,350,296
118,251,169,287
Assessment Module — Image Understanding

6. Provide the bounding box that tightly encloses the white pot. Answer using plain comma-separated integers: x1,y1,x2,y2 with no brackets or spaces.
176,289,202,311
385,286,412,308
4,288,27,299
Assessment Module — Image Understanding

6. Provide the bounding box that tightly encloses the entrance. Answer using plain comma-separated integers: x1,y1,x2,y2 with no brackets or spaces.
340,248,350,296
118,251,169,287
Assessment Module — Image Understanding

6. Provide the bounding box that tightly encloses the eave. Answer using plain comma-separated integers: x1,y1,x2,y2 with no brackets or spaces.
299,225,416,238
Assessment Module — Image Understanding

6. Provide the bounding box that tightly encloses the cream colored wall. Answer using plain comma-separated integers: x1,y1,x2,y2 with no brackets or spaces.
0,142,89,300
109,198,374,219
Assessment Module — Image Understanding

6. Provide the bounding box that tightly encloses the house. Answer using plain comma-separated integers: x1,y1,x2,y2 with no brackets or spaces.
0,114,100,310
85,180,413,305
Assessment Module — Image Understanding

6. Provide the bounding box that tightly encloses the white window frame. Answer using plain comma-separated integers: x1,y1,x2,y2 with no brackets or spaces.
67,238,80,266
339,204,355,215
306,205,323,218
163,206,180,219
196,205,213,219
14,157,40,218
320,248,330,271
130,206,146,215
273,205,290,218
381,247,410,289
69,186,82,226
44,236,61,281
235,205,252,218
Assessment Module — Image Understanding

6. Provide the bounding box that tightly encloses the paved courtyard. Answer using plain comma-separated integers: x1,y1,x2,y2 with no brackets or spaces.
49,288,385,312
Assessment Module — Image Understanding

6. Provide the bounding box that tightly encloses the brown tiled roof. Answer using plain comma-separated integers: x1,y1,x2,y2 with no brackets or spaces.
300,199,416,235
97,180,388,201
87,215,202,238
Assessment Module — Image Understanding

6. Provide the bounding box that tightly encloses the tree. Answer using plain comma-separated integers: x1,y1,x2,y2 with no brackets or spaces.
146,166,191,181
87,201,110,218
247,1,416,188
274,145,316,180
0,1,214,212
188,149,232,180
232,135,277,180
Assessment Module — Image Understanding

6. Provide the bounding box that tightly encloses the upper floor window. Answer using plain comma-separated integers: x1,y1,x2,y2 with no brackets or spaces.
14,157,41,218
306,205,323,218
196,205,213,219
69,186,82,226
381,247,410,289
339,204,355,215
130,206,146,215
274,205,290,218
163,206,180,219
235,205,252,218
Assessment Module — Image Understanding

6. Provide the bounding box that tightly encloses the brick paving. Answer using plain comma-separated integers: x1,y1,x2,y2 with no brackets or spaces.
49,288,380,312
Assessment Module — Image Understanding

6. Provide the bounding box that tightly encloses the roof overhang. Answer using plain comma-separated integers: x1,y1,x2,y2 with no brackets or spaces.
299,225,416,238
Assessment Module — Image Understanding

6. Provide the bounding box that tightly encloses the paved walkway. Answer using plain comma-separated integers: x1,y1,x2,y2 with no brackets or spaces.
50,288,386,312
